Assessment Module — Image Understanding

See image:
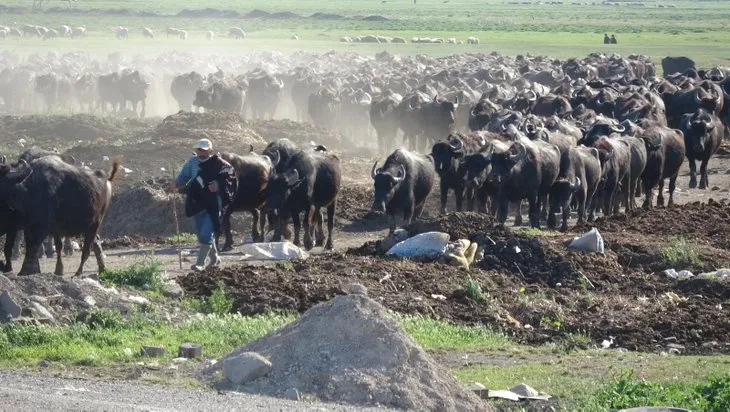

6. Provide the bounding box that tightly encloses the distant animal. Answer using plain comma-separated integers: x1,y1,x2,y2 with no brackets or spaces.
228,27,246,39
610,34,617,44
115,26,128,39
142,27,154,38
206,30,214,41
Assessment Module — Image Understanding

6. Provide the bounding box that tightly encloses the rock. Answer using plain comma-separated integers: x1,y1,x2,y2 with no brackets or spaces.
140,345,165,357
348,283,368,296
39,359,50,368
173,357,188,363
28,302,55,324
469,382,489,399
284,387,300,401
162,281,184,298
223,352,272,385
667,343,685,351
125,295,150,305
29,295,48,304
0,291,21,319
83,295,97,307
178,342,202,359
123,348,133,357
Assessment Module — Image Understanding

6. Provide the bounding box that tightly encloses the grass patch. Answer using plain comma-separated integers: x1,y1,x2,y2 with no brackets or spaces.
464,277,485,302
662,236,701,267
165,233,197,244
99,256,164,291
0,309,294,366
398,314,512,351
182,281,234,316
586,371,730,411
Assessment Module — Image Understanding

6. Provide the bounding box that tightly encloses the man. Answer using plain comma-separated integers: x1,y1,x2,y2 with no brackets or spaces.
174,138,236,271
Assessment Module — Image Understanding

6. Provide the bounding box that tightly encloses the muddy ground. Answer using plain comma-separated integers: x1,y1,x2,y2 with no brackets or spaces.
2,113,730,355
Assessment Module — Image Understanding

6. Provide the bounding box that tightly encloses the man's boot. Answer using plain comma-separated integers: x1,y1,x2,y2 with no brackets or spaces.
191,244,211,271
207,243,222,268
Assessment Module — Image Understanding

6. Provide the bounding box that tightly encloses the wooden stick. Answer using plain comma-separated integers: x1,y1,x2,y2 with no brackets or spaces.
170,164,183,270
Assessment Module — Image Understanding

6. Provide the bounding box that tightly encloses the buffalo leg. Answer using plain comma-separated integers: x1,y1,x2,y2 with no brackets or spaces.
699,158,710,189
53,235,64,276
579,186,591,225
63,237,73,256
387,213,397,235
688,158,698,188
403,202,415,228
496,198,509,226
439,183,449,214
656,178,665,208
92,235,106,274
547,194,558,230
43,236,54,258
667,172,679,207
325,202,336,250
303,206,317,250
2,226,17,273
561,195,572,232
454,184,464,212
74,227,99,277
18,230,43,276
642,177,654,210
539,195,548,222
513,200,523,227
221,211,234,251
315,208,326,247
250,209,261,243
603,179,617,218
291,210,302,247
528,196,540,229
12,230,22,260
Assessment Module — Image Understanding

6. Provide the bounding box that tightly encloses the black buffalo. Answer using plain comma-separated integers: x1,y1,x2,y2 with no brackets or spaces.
430,132,487,214
548,146,602,231
371,148,436,234
193,82,245,114
680,108,724,189
637,124,686,208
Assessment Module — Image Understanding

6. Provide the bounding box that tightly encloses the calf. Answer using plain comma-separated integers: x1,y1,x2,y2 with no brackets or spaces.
371,148,436,234
219,150,272,249
430,132,487,214
680,108,723,189
0,156,120,276
488,138,561,228
638,125,686,208
548,146,601,231
265,150,341,250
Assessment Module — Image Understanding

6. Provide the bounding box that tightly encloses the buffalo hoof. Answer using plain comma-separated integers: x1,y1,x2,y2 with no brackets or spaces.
560,224,568,233
303,239,314,251
689,179,698,189
699,182,707,190
325,241,333,251
315,233,325,247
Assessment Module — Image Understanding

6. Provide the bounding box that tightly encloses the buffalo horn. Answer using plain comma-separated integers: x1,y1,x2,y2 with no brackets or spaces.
393,164,406,182
371,161,381,179
527,90,537,102
509,142,527,163
482,143,495,160
569,177,582,192
449,137,464,152
610,123,625,133
694,88,703,104
271,149,281,168
6,159,31,181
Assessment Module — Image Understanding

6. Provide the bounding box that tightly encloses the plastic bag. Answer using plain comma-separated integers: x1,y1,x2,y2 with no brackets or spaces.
386,232,450,258
240,241,309,261
567,228,604,253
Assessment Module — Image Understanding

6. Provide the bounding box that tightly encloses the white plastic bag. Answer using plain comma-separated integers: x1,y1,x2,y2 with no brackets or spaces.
567,228,604,253
240,241,309,261
386,232,450,258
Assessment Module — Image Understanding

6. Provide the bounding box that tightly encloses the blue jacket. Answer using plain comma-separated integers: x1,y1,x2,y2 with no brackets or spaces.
176,155,202,190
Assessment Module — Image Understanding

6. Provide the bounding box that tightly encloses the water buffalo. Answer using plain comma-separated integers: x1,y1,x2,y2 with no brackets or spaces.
265,150,341,250
637,125,686,208
371,148,436,234
370,90,403,153
661,56,696,77
680,108,724,189
0,156,120,276
548,146,601,231
171,71,206,111
193,82,244,114
431,132,488,214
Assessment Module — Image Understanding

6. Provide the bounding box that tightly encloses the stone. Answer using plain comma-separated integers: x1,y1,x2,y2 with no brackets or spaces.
0,291,21,318
28,302,55,323
469,382,489,399
83,295,97,307
348,283,368,296
162,281,184,298
284,387,300,401
123,348,133,357
39,359,50,368
178,342,202,359
125,295,150,305
29,295,48,304
223,352,272,386
140,345,165,357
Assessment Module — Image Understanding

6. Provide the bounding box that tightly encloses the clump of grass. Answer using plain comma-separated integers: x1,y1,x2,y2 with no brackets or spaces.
165,233,197,244
588,370,730,411
99,256,164,291
465,277,485,302
661,236,701,267
565,330,592,349
183,281,234,316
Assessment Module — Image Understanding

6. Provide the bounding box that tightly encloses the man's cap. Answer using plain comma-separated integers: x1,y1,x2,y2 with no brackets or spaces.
194,138,212,151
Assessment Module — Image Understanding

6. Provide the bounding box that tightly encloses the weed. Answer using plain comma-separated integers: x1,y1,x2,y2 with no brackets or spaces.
661,236,701,267
465,278,485,302
83,308,126,330
565,331,592,350
99,256,164,291
183,281,233,316
165,233,197,244
275,260,294,271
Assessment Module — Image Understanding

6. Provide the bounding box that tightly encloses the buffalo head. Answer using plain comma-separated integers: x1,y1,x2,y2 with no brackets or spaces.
371,161,406,212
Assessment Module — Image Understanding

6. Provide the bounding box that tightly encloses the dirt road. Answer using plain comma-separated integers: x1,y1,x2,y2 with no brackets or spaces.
0,370,393,411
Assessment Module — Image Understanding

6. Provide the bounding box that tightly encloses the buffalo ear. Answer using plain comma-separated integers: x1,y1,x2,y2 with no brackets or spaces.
284,169,303,188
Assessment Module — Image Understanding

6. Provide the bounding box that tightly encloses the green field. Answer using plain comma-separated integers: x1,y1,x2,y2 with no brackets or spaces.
1,0,729,68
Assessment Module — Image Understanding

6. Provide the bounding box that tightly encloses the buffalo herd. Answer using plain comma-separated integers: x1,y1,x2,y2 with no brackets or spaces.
0,50,729,276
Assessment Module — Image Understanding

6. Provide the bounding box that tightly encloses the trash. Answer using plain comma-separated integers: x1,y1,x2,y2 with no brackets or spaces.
664,269,694,280
444,239,479,270
102,155,110,161
240,241,309,261
601,336,615,349
567,227,604,253
430,294,447,300
698,268,730,280
386,232,450,259
122,167,133,174
487,383,551,401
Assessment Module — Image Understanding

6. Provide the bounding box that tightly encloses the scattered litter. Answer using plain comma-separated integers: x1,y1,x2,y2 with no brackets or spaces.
487,383,551,401
664,269,694,280
102,156,110,161
601,336,615,349
663,292,688,303
240,241,309,261
567,228,604,253
123,167,133,174
698,268,730,280
430,294,447,301
386,231,449,258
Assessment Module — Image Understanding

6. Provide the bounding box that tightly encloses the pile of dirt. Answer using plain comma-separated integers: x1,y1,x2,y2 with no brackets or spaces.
0,273,170,325
0,114,144,152
362,15,390,21
102,186,192,238
337,184,373,223
154,112,266,148
309,12,345,20
176,8,243,18
206,293,490,411
408,212,496,241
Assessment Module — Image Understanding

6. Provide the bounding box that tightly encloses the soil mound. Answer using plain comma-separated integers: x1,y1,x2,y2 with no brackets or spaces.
102,186,192,238
176,8,242,18
310,12,345,20
154,112,266,148
208,293,490,411
408,212,495,241
362,15,390,21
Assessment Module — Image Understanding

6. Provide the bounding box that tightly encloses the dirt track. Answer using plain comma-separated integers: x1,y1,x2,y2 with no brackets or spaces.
4,113,730,355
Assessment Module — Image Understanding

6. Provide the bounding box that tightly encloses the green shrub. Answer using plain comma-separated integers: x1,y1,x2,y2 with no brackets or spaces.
100,256,164,290
184,281,234,316
465,278,485,302
662,236,701,267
